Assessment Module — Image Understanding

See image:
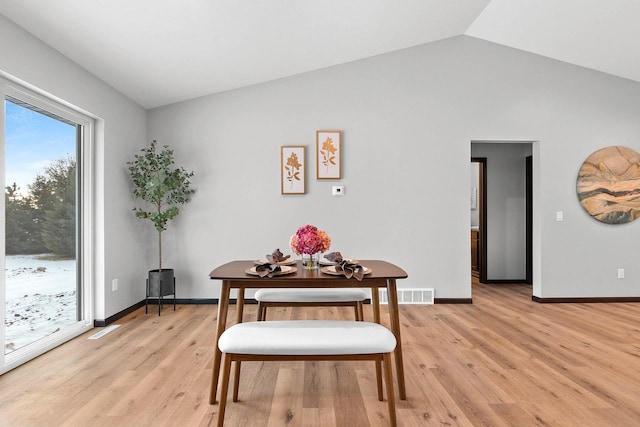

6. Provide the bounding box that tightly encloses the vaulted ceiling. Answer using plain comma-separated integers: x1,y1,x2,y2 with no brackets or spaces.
1,0,638,109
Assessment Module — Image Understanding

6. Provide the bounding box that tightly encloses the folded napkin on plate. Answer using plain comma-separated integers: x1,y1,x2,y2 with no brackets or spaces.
268,248,290,264
254,261,281,278
324,251,365,281
255,248,291,278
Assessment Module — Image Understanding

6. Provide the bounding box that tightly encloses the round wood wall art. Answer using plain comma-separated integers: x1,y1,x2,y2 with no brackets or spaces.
577,146,640,224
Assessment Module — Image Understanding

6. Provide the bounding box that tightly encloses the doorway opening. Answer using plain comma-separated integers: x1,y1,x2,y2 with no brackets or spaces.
471,142,533,287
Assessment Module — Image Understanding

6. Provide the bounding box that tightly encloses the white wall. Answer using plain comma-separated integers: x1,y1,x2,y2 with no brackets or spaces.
0,15,147,319
148,35,640,300
472,142,532,280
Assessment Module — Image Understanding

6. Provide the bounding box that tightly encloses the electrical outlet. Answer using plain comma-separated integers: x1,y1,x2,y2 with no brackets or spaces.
617,269,625,279
112,278,118,291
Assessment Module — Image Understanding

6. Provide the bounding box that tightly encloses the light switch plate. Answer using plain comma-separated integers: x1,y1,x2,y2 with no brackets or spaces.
332,185,344,196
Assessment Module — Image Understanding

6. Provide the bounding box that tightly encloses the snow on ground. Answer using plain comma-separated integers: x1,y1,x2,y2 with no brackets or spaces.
5,254,77,353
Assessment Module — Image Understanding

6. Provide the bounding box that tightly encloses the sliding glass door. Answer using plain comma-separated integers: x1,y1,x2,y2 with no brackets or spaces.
1,81,93,373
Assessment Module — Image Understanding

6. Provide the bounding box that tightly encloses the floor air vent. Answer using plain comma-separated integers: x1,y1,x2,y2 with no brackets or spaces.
88,324,121,339
378,288,434,304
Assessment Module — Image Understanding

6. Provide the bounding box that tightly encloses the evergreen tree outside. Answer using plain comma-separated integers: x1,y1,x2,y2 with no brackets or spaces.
5,157,76,258
5,183,47,254
34,157,76,258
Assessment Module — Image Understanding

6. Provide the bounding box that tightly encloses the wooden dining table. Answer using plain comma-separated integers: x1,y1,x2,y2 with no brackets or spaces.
208,259,409,403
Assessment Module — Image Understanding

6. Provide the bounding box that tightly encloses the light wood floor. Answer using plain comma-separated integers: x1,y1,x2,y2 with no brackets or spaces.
2,282,640,426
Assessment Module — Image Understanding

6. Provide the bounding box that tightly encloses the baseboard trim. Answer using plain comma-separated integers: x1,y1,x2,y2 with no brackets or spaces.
141,297,374,305
435,298,473,304
94,300,145,327
145,298,223,305
532,296,640,303
482,279,528,284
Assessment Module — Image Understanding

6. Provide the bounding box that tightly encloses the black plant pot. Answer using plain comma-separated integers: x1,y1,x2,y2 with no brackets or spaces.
146,268,176,315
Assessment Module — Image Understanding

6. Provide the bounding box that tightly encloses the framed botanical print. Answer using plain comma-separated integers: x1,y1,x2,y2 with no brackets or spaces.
316,130,341,179
281,146,305,194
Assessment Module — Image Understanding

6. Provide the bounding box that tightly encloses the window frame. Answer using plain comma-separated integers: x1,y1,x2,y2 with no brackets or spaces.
0,77,95,374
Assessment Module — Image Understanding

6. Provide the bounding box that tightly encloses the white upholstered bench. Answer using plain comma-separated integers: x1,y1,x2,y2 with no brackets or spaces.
214,320,397,427
254,288,368,321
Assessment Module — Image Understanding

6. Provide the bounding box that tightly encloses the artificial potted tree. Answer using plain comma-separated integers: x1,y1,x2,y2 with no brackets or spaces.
128,139,195,314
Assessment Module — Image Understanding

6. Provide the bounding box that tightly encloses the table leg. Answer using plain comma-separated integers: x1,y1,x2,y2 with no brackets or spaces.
209,281,230,404
371,287,381,324
386,279,406,400
236,288,245,324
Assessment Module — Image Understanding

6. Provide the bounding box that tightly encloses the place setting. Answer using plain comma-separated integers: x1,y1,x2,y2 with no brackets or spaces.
320,251,371,281
246,248,297,278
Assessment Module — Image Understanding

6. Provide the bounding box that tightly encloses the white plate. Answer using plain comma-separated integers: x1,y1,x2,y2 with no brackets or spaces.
255,257,296,266
246,265,297,276
320,265,371,276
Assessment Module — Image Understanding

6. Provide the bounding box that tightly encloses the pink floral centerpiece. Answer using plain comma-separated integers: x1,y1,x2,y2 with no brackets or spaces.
289,224,331,269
